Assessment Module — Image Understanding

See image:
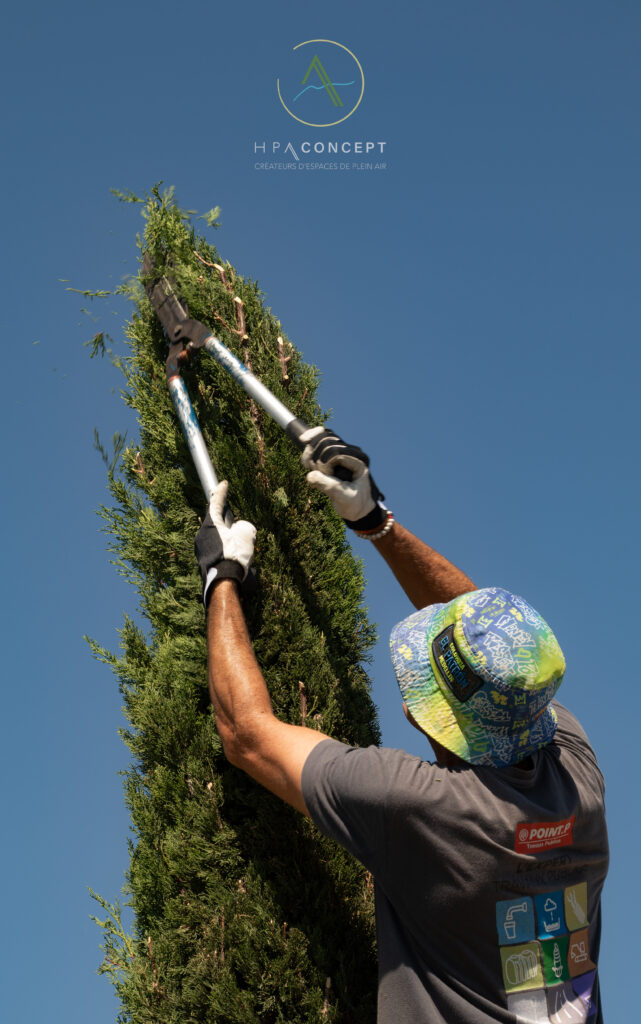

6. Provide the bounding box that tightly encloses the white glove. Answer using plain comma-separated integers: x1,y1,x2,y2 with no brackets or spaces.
209,482,256,573
300,426,386,528
195,481,256,605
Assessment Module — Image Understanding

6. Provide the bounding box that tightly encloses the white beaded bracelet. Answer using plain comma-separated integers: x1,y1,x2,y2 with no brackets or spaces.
354,511,395,541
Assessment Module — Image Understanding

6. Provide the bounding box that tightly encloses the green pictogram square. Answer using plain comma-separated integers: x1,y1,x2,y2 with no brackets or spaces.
540,935,570,985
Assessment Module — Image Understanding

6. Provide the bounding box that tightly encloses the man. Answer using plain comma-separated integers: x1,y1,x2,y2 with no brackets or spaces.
195,429,608,1023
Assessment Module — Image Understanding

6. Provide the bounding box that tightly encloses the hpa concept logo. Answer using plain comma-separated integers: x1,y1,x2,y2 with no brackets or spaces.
276,39,365,127
253,38,386,172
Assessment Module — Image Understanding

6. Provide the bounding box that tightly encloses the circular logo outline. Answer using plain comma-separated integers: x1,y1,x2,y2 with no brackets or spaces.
277,39,365,127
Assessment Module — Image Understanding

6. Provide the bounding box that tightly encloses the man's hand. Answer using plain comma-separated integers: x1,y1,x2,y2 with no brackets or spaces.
300,426,387,530
195,481,256,606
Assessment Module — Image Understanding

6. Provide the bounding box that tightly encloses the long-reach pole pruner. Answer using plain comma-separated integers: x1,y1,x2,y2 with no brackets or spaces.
143,253,350,502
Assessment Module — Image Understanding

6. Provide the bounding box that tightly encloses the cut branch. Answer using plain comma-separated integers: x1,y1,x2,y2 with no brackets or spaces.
277,336,292,387
213,262,233,294
234,296,249,345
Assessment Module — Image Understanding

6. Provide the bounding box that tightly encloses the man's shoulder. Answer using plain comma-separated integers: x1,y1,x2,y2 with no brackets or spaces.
302,738,440,811
552,701,600,757
549,700,606,796
552,700,588,736
303,738,430,781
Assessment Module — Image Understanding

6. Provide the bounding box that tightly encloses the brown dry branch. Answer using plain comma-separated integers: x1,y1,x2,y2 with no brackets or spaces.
132,451,154,485
212,311,241,336
296,387,309,411
193,250,220,274
298,681,308,725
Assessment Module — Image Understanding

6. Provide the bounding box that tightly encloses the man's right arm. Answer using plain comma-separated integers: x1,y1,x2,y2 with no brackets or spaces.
301,427,476,609
372,520,476,609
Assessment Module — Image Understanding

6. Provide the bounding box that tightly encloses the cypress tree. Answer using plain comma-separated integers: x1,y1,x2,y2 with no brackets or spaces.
88,186,380,1023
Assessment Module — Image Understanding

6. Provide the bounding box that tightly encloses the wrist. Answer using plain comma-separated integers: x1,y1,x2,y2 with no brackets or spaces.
354,510,395,541
203,562,244,607
344,501,387,532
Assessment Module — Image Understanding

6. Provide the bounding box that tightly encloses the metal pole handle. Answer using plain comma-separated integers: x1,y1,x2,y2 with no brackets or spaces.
168,376,219,501
203,337,352,480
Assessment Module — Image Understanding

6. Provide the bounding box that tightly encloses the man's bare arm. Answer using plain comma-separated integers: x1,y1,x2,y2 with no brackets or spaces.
207,579,330,815
372,521,476,609
300,431,476,609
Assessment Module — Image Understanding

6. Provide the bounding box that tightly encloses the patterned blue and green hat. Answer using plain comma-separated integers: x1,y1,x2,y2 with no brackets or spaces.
390,588,566,767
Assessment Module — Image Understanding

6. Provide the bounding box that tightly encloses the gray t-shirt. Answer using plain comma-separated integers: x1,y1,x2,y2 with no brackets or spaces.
302,703,608,1023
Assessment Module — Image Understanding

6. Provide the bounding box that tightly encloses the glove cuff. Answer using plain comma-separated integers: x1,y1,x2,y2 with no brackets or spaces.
344,500,387,532
203,561,244,607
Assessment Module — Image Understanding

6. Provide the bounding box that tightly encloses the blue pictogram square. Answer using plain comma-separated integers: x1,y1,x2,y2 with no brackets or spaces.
534,890,566,940
496,897,536,945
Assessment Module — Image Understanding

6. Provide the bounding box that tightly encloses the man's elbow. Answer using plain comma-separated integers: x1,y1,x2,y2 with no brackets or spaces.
215,719,245,768
216,716,269,773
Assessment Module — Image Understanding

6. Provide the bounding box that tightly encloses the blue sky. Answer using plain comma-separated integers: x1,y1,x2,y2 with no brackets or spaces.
1,2,638,1019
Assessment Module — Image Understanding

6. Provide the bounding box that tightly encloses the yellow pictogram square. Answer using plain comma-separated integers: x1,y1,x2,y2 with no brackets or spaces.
500,942,544,993
564,883,589,931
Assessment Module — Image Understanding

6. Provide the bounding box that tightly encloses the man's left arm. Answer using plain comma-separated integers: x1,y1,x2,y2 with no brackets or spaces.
206,578,331,816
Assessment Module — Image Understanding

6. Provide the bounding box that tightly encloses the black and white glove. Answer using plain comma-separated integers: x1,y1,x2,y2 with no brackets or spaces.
194,481,256,607
300,426,387,531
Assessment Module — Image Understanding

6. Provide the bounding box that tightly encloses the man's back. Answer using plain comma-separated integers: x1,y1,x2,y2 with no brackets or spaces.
303,702,608,1023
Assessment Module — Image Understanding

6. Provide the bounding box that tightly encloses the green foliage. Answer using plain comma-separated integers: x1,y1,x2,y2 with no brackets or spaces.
89,188,379,1022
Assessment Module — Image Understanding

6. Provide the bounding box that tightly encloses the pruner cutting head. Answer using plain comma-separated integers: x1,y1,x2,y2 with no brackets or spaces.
142,250,355,486
142,253,212,379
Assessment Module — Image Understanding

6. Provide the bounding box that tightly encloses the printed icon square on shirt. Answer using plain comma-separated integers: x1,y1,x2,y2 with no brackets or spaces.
500,942,544,993
507,989,549,1022
546,981,590,1022
572,969,597,1016
534,890,566,940
564,882,589,931
568,929,596,978
540,935,570,985
496,897,535,945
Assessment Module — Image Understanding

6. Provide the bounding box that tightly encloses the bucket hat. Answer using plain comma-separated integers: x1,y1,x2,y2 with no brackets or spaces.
390,587,565,767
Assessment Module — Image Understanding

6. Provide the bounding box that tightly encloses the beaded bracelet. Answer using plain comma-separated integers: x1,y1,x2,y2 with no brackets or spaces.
354,510,395,541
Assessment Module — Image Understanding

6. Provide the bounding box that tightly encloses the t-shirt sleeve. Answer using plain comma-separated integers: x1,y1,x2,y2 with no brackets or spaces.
302,739,427,875
301,740,386,873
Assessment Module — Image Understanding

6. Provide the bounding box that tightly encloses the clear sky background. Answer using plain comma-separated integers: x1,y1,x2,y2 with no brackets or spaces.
1,1,638,1019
